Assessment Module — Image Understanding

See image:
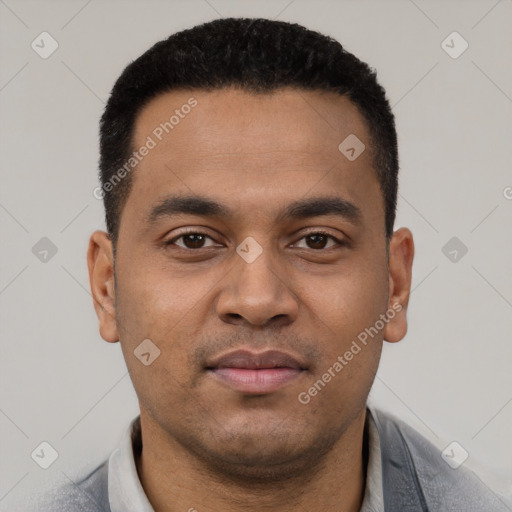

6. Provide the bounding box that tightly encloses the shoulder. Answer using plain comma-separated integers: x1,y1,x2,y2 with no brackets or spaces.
15,460,110,512
370,408,512,511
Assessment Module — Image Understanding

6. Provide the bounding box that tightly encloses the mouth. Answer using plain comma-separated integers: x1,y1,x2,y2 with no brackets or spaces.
205,349,307,394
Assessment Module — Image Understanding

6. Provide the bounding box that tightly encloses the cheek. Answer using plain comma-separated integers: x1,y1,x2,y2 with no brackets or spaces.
309,262,389,340
114,269,196,411
115,258,192,333
114,258,211,378
311,261,388,400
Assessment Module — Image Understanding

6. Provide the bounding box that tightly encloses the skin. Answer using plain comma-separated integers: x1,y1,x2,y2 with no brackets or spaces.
88,87,414,512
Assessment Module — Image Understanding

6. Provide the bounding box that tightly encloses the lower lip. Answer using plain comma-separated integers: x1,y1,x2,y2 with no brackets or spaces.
209,368,303,394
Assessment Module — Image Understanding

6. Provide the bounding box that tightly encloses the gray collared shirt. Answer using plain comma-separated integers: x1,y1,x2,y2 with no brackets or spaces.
21,407,511,511
107,410,384,512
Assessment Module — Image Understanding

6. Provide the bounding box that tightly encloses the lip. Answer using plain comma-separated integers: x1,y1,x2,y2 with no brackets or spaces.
206,349,307,394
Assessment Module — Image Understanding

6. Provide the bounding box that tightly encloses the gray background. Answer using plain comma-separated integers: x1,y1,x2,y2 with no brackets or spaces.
1,0,511,507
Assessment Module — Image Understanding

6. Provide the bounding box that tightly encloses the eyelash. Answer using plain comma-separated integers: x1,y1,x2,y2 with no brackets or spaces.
164,229,345,251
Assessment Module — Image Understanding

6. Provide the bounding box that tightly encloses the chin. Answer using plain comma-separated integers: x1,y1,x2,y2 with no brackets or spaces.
183,423,343,484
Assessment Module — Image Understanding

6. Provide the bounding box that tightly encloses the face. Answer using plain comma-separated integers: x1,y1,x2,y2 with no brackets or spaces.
88,87,413,479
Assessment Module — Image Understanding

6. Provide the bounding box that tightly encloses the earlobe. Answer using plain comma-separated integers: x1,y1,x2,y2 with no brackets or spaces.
383,228,414,344
87,230,119,343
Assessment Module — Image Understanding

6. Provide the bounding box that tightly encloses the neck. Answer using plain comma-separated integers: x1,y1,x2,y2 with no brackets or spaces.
136,409,368,512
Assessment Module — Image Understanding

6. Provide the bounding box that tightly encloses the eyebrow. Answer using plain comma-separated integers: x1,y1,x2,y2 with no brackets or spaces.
147,194,362,225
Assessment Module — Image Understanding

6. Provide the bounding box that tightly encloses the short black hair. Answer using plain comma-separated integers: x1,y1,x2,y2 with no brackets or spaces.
99,17,398,244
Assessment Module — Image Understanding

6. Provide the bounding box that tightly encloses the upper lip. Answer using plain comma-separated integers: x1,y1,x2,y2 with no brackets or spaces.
206,349,306,370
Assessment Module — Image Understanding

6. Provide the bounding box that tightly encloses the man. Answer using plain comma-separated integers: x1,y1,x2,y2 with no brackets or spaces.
26,17,510,512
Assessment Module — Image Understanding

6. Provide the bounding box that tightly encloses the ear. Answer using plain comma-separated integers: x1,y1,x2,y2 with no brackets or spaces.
383,227,414,343
87,230,119,343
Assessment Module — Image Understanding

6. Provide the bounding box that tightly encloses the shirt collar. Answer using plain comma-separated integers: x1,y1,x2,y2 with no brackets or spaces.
108,415,154,512
108,409,384,512
360,408,385,512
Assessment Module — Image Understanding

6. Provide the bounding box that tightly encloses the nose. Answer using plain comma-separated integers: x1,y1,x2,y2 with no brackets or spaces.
216,249,299,328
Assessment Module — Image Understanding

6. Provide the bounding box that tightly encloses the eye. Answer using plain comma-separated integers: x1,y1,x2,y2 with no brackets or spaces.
166,232,220,250
165,230,344,251
293,232,343,250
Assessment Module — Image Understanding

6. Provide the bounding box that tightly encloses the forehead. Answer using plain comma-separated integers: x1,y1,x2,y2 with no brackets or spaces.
125,87,380,225
133,87,371,167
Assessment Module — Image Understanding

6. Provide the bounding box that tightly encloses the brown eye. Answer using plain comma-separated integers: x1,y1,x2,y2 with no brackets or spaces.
167,233,219,249
181,234,206,249
294,232,341,250
305,234,329,249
